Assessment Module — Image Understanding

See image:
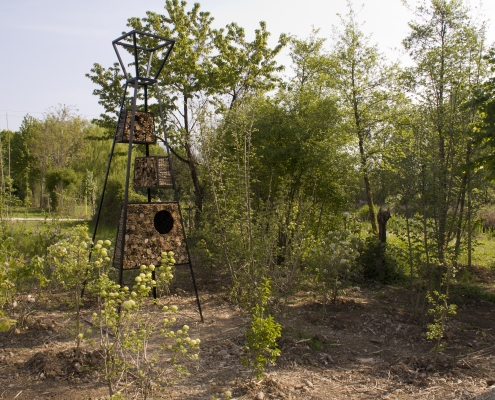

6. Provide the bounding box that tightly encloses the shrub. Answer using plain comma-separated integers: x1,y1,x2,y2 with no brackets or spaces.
48,225,112,356
356,236,404,283
242,278,282,379
305,229,361,303
90,252,200,398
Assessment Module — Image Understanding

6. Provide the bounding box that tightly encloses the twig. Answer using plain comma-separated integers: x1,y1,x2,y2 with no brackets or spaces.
456,345,495,359
83,318,114,337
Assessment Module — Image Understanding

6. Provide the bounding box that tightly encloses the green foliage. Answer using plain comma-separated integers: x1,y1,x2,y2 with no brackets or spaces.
426,290,457,362
85,62,126,133
472,47,495,179
95,177,146,226
0,238,22,331
211,391,233,400
356,236,403,283
0,237,47,331
450,282,495,303
48,225,112,355
201,90,356,306
305,229,361,303
242,279,281,379
45,167,78,211
90,253,199,398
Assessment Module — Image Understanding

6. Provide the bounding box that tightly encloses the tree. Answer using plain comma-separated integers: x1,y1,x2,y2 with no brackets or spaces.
329,7,399,234
87,0,287,226
198,33,358,301
403,0,487,266
45,167,78,211
211,21,288,109
472,47,495,177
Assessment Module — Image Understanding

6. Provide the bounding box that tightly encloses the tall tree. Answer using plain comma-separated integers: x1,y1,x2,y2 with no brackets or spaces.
87,0,287,225
403,0,487,265
329,7,398,234
211,21,287,109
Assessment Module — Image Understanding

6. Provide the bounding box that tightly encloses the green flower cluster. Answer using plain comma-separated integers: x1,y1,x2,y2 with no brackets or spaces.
90,252,200,397
155,251,176,296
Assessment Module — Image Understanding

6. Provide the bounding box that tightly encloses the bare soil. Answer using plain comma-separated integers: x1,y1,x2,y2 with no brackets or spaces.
1,265,495,399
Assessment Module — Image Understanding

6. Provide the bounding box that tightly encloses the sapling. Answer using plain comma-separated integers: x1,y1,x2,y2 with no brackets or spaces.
48,225,111,356
426,290,457,365
242,278,281,379
0,238,22,331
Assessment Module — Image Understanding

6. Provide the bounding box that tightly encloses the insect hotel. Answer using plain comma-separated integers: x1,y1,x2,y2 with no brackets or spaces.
91,30,202,320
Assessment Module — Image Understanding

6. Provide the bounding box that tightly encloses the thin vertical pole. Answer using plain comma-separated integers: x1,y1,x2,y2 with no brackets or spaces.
119,78,140,287
156,83,203,322
144,85,151,202
91,83,129,246
6,113,10,201
144,83,157,299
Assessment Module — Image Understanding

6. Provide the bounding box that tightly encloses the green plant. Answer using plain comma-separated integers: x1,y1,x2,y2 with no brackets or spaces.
211,391,233,400
90,252,199,398
357,236,403,283
0,236,48,331
426,290,457,364
296,332,323,350
242,278,282,378
48,225,111,356
154,251,175,296
305,229,361,304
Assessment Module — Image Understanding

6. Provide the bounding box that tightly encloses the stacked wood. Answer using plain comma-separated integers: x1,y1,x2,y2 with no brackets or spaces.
116,110,156,144
113,202,189,270
133,156,173,189
157,157,173,187
134,157,158,188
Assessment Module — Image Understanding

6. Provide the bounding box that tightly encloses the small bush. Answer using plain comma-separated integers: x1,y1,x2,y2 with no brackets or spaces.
242,279,282,378
356,236,404,283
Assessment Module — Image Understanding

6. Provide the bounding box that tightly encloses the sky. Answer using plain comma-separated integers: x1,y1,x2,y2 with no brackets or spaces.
1,0,494,132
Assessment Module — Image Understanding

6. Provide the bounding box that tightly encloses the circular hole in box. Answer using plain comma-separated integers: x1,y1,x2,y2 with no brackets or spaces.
154,210,174,234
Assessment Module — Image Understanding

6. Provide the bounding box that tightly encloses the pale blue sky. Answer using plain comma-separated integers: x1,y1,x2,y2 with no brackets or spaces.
1,0,494,131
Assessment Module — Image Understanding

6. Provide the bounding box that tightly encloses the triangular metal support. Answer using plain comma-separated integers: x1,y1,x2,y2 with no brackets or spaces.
91,31,203,322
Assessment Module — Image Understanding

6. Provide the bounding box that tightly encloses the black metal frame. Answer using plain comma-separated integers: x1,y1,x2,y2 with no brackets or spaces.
91,30,203,322
112,30,175,81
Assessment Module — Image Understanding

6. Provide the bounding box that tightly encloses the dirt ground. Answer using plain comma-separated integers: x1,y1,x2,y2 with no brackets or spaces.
1,265,495,400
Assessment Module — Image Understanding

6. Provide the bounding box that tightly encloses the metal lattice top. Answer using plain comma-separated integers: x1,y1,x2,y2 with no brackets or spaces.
113,30,175,83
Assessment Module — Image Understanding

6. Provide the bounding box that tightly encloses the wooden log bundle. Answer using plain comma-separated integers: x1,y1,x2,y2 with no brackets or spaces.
134,156,173,189
116,110,156,144
113,202,189,269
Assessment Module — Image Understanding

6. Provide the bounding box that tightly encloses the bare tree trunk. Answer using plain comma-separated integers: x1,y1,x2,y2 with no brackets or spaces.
421,164,431,270
351,65,378,234
467,169,472,267
376,207,391,281
183,98,203,227
405,201,414,289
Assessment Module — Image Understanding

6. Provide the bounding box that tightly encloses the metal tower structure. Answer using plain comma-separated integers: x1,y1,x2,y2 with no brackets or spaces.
92,30,203,321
